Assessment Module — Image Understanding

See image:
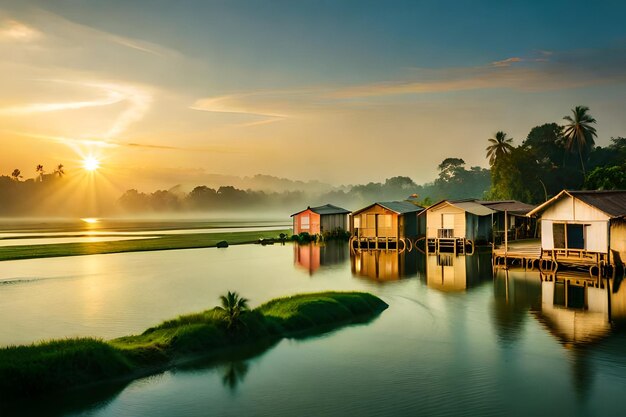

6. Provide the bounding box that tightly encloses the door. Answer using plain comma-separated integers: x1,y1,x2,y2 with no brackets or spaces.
566,224,584,249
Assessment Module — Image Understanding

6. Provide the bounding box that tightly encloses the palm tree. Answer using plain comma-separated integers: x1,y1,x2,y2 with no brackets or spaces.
563,105,597,177
35,164,44,182
54,164,65,178
10,169,22,181
486,131,514,166
216,291,249,329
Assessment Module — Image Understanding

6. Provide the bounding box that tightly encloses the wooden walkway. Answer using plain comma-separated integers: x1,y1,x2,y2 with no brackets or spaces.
492,239,546,270
492,239,618,278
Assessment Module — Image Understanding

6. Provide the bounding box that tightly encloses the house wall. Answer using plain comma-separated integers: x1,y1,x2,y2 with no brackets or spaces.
320,213,348,233
399,212,419,238
539,195,610,253
610,219,626,265
351,205,399,238
426,203,466,238
293,209,321,235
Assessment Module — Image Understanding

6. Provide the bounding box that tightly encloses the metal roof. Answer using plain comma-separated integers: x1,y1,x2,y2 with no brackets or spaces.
291,204,351,217
528,190,626,218
377,201,424,214
477,200,536,214
449,201,495,216
352,201,423,215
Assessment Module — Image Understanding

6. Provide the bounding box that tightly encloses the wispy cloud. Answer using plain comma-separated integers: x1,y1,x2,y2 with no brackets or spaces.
0,86,125,115
0,19,41,42
0,79,153,138
329,45,626,99
491,57,523,67
34,8,178,57
6,130,239,154
190,93,288,125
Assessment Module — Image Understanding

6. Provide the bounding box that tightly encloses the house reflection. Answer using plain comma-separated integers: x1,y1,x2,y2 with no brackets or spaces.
532,271,626,399
293,241,349,275
424,252,492,291
533,272,619,345
350,249,419,281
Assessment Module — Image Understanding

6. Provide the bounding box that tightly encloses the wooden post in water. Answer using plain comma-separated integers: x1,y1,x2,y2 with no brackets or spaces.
504,209,508,267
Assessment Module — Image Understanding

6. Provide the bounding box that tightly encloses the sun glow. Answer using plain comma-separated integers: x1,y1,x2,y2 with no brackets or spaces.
83,156,100,172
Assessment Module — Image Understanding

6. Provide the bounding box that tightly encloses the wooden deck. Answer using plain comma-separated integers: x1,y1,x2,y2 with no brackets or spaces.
493,239,546,270
493,239,614,278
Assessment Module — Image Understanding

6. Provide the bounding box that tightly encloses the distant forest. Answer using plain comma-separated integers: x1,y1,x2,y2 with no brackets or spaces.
1,106,624,217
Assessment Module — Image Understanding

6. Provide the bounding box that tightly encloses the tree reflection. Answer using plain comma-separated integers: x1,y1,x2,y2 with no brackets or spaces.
221,360,250,391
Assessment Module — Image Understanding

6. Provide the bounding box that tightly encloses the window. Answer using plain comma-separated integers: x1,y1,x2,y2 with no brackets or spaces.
553,223,565,248
353,217,360,228
380,214,392,228
553,223,585,249
301,215,310,229
442,214,455,229
367,214,376,228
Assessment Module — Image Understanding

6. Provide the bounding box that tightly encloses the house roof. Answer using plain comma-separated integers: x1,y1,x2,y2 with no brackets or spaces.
290,204,351,217
352,201,423,215
477,200,536,215
527,190,626,218
426,199,495,216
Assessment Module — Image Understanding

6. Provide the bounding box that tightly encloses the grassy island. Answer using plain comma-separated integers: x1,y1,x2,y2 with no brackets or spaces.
0,292,387,398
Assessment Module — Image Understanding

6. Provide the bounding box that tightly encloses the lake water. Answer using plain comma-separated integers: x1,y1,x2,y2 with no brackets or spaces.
1,242,625,416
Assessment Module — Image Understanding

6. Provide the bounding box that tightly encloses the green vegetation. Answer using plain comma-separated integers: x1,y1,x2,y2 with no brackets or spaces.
0,229,290,262
0,291,387,397
487,106,626,203
216,291,249,329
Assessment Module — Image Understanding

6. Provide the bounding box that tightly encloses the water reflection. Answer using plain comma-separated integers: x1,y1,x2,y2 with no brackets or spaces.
535,273,613,345
293,241,349,275
350,249,419,281
424,252,492,291
221,360,250,391
493,268,626,401
491,269,542,346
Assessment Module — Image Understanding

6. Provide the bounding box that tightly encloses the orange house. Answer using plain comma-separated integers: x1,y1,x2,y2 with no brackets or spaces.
291,204,350,235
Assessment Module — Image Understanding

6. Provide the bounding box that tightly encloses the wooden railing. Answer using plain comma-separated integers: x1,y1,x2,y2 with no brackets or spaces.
438,228,454,238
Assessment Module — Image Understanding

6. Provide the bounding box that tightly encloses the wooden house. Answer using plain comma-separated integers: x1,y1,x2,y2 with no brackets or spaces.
424,199,495,253
291,204,350,235
350,201,424,249
478,200,536,243
527,190,626,268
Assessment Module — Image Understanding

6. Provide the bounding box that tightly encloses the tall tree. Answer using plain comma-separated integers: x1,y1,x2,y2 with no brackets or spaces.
217,291,249,330
10,169,22,181
563,105,597,177
486,131,514,166
54,164,65,178
35,164,44,182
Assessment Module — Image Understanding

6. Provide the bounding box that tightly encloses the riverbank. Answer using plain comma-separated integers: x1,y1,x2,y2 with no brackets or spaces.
0,229,290,262
0,292,388,398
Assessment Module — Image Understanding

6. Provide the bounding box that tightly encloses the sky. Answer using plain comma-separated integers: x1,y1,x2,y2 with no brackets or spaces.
1,0,626,191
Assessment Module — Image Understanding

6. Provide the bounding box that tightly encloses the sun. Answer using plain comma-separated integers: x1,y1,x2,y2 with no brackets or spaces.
83,156,100,172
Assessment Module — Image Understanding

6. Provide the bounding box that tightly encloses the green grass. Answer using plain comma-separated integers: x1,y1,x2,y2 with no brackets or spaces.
0,292,387,397
0,229,290,262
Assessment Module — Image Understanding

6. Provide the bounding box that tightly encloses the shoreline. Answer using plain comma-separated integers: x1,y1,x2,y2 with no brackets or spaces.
0,229,291,262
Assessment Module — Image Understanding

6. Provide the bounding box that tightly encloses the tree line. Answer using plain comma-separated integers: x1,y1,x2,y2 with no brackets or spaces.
485,105,625,203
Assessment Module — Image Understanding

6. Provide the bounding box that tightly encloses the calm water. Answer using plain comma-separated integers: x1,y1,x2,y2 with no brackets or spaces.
1,242,626,416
